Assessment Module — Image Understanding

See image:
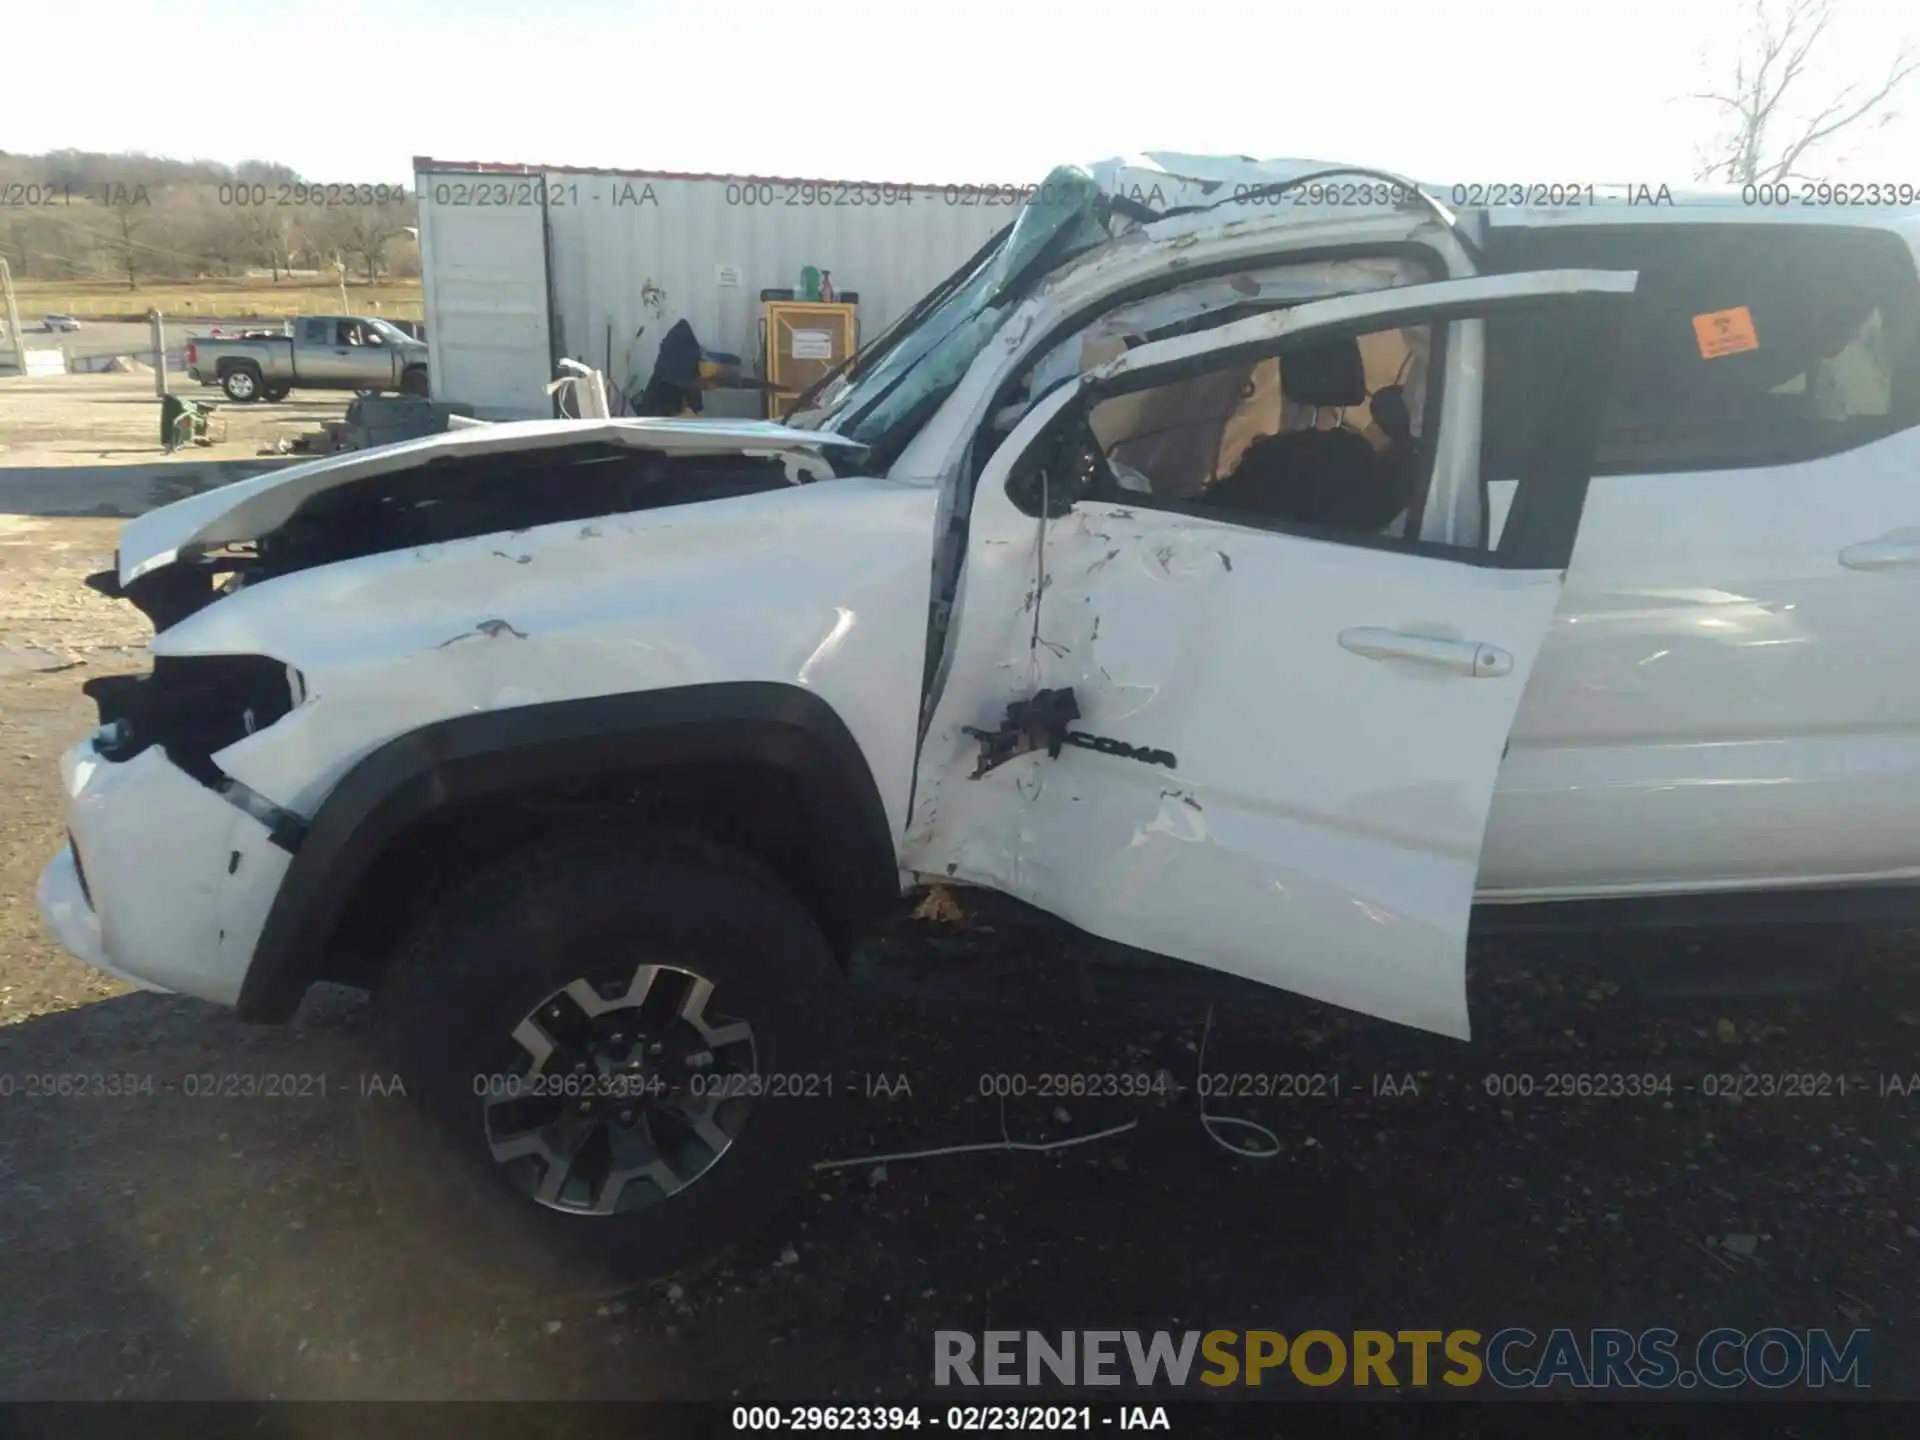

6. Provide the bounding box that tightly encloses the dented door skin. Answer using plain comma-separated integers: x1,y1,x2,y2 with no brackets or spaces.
906,272,1636,1040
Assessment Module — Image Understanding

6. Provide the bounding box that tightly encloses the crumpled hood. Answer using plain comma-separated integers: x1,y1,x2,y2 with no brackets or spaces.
116,416,865,584
1086,153,1425,210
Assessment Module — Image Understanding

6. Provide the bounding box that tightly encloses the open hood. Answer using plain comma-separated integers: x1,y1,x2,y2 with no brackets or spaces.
116,416,865,585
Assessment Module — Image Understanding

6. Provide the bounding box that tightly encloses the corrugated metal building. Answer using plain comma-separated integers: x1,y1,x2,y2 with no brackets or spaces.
414,159,1009,419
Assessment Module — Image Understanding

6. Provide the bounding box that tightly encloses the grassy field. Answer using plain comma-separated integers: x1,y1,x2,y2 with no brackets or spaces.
11,277,424,321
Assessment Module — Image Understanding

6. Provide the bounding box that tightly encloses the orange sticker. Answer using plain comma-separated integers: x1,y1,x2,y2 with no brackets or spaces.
1692,306,1760,359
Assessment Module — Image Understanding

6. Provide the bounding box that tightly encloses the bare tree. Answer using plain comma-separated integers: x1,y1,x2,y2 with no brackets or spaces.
0,151,417,283
326,202,409,284
1694,0,1919,184
242,206,291,280
184,193,253,275
108,197,152,289
0,213,65,278
233,158,299,188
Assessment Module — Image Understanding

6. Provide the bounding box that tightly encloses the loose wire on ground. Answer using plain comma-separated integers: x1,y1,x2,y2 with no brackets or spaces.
811,1004,1282,1171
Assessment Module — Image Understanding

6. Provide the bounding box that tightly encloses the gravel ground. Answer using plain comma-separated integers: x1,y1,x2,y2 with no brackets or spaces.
0,888,1915,1401
0,499,1915,1403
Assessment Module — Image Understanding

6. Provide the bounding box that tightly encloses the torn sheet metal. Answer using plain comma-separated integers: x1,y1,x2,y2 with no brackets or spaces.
809,167,1115,448
963,687,1080,778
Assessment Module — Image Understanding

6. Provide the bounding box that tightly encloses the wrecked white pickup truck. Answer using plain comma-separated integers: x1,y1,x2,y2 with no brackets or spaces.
39,156,1920,1282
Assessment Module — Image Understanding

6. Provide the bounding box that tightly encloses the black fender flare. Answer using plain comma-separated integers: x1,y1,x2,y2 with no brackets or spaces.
236,682,899,1022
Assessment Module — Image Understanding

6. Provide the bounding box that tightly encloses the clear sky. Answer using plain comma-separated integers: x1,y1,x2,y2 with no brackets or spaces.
9,0,1917,186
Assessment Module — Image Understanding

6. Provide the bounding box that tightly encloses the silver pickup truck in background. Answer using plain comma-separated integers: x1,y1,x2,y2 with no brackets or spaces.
184,315,430,402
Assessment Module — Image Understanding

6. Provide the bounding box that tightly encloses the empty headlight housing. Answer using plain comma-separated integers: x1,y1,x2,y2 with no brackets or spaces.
84,655,301,784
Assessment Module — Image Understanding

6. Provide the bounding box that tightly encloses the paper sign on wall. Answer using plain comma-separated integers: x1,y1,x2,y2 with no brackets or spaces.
1692,306,1760,359
791,328,834,360
715,264,742,288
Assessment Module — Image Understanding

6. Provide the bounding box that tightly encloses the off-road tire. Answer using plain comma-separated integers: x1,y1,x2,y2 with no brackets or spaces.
401,366,429,397
357,828,848,1295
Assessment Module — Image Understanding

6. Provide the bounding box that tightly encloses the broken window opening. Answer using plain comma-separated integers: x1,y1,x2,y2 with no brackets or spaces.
1076,320,1439,540
964,252,1439,498
1020,253,1435,411
928,253,1442,707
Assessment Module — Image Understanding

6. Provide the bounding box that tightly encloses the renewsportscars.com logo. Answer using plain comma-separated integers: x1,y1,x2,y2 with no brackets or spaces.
934,1328,1871,1391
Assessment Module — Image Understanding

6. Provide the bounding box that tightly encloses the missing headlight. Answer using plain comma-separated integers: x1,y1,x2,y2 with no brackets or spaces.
84,655,301,781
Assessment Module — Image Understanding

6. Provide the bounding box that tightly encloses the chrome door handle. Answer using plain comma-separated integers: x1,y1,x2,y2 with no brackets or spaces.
1339,626,1513,677
1839,539,1920,571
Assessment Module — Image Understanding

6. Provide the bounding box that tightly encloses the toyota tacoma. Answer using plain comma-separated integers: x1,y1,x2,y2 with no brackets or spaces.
38,157,1920,1282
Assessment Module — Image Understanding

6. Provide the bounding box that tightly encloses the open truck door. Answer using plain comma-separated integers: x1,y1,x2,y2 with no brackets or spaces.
905,270,1637,1040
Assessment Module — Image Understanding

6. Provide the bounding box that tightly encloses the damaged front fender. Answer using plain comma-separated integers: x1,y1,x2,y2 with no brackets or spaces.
151,474,942,834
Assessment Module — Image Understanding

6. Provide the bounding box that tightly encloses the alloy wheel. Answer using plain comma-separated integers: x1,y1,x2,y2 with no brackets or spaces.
479,962,757,1215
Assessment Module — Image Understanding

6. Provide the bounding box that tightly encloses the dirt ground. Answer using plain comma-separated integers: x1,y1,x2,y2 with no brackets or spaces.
0,373,331,678
0,402,1916,1402
0,371,343,471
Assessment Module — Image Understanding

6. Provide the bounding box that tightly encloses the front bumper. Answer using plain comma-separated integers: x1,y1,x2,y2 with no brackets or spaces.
37,738,294,1007
36,845,171,994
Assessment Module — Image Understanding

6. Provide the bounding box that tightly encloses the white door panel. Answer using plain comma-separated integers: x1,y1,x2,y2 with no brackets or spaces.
916,507,1567,1038
1482,425,1920,895
909,271,1636,1039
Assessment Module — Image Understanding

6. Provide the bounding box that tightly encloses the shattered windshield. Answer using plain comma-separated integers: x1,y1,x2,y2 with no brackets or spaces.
808,167,1116,451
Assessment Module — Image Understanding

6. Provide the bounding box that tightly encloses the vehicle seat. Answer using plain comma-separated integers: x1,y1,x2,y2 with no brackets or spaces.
1206,336,1397,529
